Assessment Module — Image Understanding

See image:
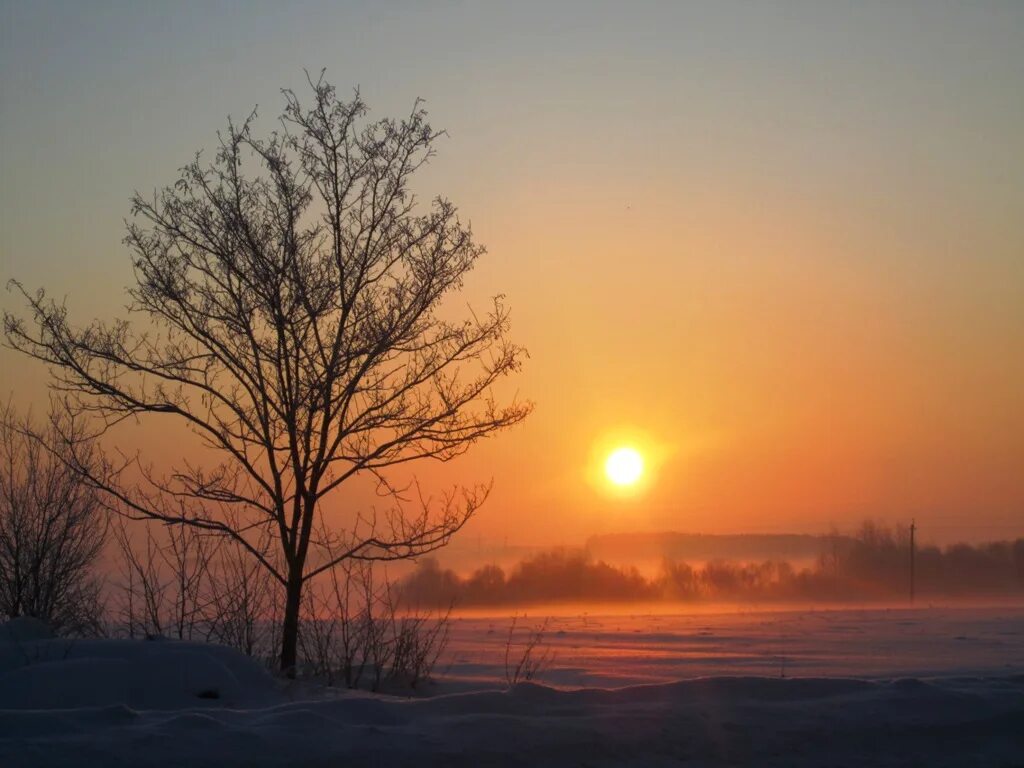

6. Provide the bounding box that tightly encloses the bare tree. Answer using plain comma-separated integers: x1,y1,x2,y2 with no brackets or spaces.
4,73,530,673
0,403,107,636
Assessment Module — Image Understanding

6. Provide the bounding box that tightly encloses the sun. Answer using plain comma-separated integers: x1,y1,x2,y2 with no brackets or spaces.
605,446,644,487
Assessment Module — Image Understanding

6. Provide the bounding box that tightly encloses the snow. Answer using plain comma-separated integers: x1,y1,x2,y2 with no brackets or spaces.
1,605,1022,767
440,604,1024,688
0,616,54,643
0,637,282,711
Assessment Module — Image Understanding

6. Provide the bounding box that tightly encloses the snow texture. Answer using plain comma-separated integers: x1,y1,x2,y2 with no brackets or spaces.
1,606,1022,767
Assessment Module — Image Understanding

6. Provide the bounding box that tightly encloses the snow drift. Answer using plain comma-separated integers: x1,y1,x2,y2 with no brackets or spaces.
1,614,1022,767
0,623,281,711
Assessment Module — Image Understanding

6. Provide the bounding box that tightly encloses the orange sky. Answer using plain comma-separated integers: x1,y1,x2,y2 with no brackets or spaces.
2,2,1022,546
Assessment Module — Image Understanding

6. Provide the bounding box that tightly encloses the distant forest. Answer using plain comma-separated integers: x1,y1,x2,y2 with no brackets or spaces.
585,531,847,563
398,522,1024,606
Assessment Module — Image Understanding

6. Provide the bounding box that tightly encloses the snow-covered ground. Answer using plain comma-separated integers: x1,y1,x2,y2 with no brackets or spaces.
442,603,1024,688
2,606,1023,767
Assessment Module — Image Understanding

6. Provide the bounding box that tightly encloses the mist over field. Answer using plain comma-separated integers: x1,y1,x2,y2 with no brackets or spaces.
398,523,1024,608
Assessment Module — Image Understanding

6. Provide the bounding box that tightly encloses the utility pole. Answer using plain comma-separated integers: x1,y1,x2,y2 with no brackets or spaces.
909,519,916,604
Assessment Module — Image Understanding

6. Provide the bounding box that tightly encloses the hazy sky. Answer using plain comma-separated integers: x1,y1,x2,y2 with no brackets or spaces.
2,1,1022,546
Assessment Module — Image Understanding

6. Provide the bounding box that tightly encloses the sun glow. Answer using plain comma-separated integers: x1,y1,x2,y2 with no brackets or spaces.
605,446,644,487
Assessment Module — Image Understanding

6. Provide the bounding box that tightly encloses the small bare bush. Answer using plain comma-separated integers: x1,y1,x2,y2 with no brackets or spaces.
504,614,554,687
113,517,279,657
112,517,218,640
298,560,452,691
112,518,451,689
384,582,452,690
206,534,277,657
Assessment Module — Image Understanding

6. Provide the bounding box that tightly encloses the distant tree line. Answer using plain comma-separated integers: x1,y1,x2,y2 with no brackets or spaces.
397,521,1024,606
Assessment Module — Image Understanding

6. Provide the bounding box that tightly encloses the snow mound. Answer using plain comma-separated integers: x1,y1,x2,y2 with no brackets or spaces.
2,608,1023,766
0,633,282,710
2,672,1021,767
0,616,55,642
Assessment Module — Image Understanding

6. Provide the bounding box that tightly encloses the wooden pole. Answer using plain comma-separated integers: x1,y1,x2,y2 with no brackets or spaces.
910,519,916,604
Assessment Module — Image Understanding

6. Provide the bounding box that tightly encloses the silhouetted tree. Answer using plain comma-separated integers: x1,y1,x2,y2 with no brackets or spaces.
4,73,530,672
0,403,107,635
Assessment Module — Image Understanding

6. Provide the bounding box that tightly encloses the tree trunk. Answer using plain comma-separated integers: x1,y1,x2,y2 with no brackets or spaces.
280,569,303,677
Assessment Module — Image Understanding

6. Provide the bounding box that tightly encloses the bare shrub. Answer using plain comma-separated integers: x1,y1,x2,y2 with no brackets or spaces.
329,562,371,688
113,516,282,658
0,403,107,636
112,520,168,638
359,563,395,691
111,514,451,689
298,559,371,687
111,517,218,640
298,560,451,691
298,580,343,685
504,614,554,687
382,582,452,690
206,534,277,657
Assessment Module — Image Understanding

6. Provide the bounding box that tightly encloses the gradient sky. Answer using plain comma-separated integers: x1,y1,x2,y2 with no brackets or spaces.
2,1,1022,547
